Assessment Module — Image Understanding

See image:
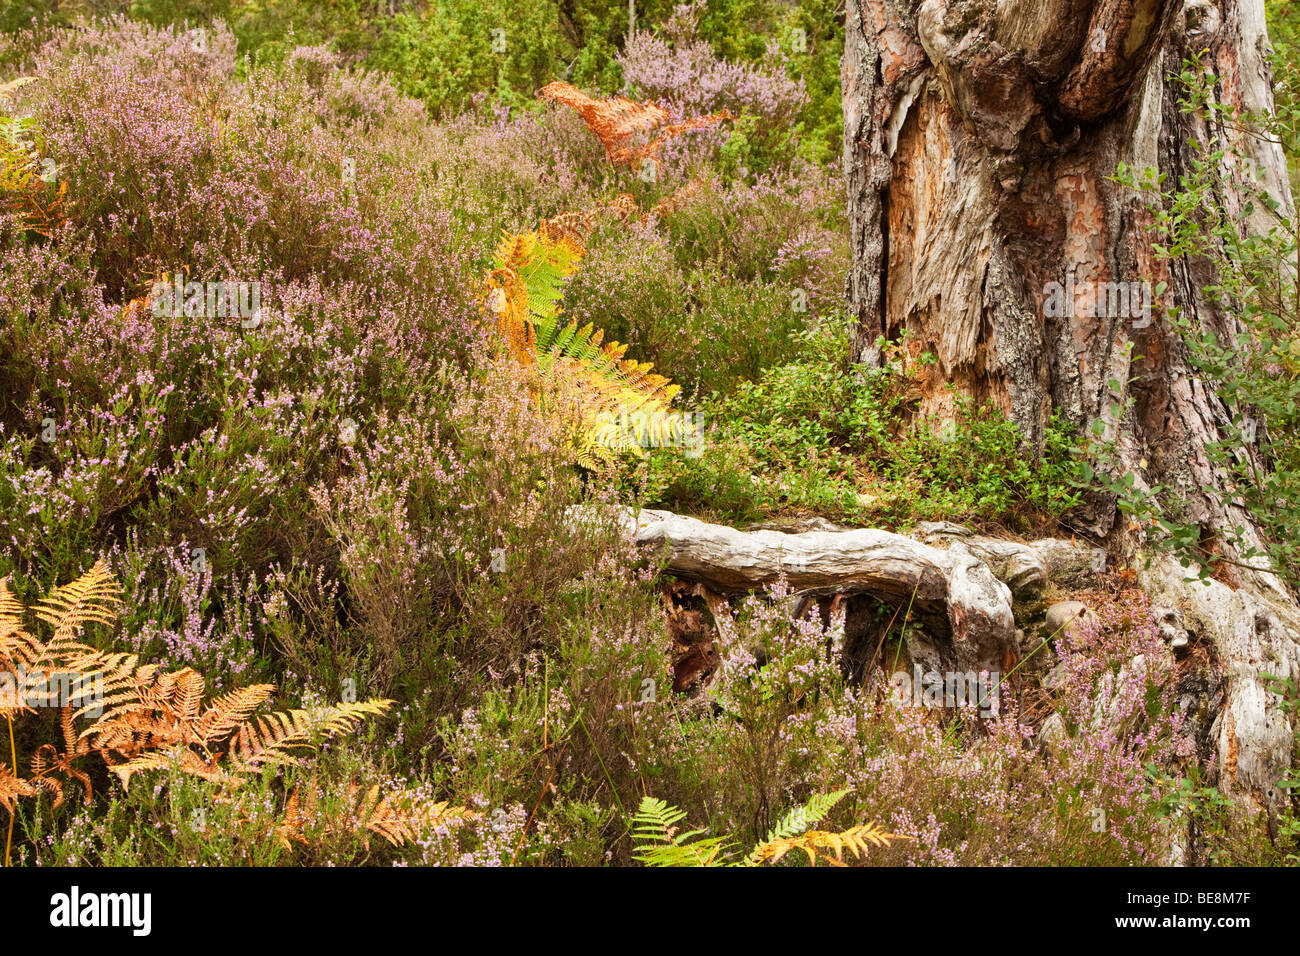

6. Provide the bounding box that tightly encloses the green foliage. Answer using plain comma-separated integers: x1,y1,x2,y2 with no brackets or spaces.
1106,55,1300,585
639,319,1082,531
632,795,734,866
563,229,813,399
1266,674,1300,863
368,2,571,117
1267,0,1300,192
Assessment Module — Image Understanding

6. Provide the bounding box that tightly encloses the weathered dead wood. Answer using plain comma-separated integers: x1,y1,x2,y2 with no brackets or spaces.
610,507,1019,672
1139,556,1300,808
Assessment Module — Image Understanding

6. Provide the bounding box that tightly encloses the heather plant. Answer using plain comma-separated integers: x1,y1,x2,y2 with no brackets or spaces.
586,577,1196,866
689,580,850,839
563,221,805,399
30,18,474,308
653,166,848,310
619,1,808,175
562,159,849,399
432,103,608,236
787,590,1191,865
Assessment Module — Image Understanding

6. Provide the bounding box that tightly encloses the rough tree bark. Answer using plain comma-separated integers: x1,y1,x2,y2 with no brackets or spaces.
843,0,1298,808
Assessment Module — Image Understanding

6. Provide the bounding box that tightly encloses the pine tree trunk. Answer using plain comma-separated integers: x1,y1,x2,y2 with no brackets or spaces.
844,0,1298,809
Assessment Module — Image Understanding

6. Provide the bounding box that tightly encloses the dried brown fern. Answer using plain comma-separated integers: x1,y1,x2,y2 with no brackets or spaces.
538,81,730,175
538,82,669,166
1,562,394,865
277,780,475,851
100,679,392,787
0,764,35,814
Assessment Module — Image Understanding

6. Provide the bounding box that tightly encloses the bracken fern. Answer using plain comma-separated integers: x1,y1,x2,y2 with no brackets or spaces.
0,561,393,865
483,214,689,469
0,81,67,238
631,790,905,867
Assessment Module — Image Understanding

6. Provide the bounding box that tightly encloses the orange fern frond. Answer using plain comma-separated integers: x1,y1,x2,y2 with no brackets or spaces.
4,564,394,815
0,763,35,813
538,81,668,166
538,81,730,172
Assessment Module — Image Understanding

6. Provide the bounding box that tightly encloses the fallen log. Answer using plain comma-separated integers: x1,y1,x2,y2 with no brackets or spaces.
605,507,1019,673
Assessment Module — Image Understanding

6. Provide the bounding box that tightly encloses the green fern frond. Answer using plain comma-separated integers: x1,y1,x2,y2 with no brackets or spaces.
631,796,733,866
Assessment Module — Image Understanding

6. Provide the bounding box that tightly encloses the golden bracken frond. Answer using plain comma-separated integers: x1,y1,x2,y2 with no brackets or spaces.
194,684,278,742
34,559,121,649
275,780,475,851
226,699,394,774
750,821,902,866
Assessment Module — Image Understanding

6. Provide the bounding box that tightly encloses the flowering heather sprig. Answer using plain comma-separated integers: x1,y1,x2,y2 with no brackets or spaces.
619,17,806,128
617,8,807,173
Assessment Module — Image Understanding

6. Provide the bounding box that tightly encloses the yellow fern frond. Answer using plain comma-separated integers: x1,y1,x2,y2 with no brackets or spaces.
227,699,394,773
33,560,121,650
482,204,701,468
750,822,901,866
0,107,67,237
